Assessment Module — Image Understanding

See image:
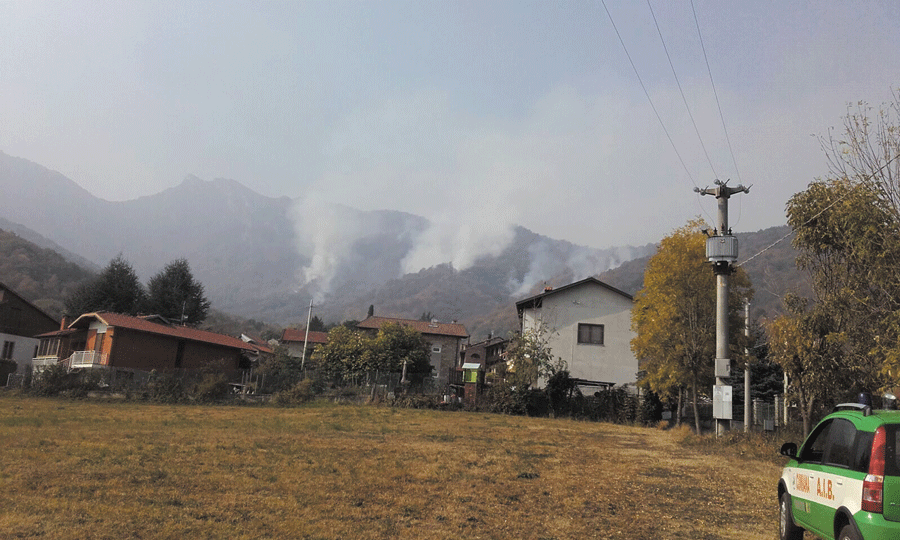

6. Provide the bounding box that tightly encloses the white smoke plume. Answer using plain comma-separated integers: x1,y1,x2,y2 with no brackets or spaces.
401,206,516,275
291,195,367,302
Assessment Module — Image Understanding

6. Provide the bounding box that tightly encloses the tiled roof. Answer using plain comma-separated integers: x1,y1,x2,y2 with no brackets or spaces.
68,312,256,352
0,282,59,328
34,329,79,338
356,316,469,338
281,328,328,344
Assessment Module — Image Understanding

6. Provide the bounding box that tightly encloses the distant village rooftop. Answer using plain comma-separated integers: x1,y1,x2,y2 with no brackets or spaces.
357,316,469,339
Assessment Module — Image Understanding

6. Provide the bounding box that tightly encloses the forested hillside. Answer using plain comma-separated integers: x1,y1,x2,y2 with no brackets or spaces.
597,225,811,322
0,229,95,318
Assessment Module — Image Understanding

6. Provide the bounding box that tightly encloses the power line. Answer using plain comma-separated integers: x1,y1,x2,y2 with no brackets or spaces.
646,0,719,181
599,0,697,189
738,152,900,266
691,0,743,186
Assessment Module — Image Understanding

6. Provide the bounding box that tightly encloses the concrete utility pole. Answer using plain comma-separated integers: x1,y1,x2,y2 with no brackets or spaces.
300,299,314,373
744,300,751,433
696,180,750,436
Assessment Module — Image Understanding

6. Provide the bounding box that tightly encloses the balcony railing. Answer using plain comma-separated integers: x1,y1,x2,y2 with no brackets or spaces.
31,356,61,371
69,351,107,369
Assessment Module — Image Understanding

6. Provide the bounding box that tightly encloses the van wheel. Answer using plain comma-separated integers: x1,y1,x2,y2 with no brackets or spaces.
780,492,804,540
838,524,861,540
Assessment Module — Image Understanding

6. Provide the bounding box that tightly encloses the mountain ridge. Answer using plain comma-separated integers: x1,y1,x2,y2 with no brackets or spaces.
1,150,796,338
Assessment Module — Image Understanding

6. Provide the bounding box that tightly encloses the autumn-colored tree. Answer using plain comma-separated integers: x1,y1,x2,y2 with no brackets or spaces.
631,219,752,433
822,95,900,225
786,177,898,394
767,295,845,436
812,96,900,384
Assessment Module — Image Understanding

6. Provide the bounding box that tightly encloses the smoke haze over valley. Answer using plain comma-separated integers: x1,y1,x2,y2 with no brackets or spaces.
0,151,656,335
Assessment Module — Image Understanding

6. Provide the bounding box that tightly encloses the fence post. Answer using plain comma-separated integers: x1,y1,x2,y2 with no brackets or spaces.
752,398,759,429
774,394,782,428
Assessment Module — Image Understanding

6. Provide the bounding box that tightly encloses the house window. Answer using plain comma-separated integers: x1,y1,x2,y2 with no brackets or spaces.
577,323,604,345
1,341,14,360
432,345,442,353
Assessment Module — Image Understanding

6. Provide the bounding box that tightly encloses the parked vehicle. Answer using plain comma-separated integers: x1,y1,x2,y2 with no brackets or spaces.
779,395,900,540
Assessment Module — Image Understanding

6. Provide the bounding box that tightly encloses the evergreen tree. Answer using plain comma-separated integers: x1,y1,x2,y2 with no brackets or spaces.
145,258,210,325
64,254,146,316
308,315,326,332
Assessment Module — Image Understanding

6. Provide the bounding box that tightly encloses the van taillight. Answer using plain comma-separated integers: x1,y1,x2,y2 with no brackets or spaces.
863,426,886,513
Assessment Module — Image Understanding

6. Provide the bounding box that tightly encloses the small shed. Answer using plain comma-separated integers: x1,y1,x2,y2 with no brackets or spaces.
461,362,484,403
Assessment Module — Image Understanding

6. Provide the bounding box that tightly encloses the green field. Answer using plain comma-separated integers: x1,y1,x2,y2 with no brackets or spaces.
0,394,784,539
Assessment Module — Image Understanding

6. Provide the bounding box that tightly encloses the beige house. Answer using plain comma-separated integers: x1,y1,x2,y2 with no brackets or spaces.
515,277,638,392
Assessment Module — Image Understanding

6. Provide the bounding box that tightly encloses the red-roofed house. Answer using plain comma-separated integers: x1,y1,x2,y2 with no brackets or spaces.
356,316,469,386
33,312,257,375
280,328,328,361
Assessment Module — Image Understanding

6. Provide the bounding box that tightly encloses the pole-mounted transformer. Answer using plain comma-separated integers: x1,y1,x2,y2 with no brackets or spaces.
696,180,750,435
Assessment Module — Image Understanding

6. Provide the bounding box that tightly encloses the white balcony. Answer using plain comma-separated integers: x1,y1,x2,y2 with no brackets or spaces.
31,356,61,372
69,351,107,369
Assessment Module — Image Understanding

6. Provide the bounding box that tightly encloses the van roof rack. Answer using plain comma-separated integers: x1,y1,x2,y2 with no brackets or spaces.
834,403,872,416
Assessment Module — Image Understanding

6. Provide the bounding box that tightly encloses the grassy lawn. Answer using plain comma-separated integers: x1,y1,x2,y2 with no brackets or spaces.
0,394,785,539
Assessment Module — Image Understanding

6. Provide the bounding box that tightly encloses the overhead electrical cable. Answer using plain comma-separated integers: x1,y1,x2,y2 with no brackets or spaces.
691,0,743,186
738,152,900,266
646,0,719,181
599,0,697,189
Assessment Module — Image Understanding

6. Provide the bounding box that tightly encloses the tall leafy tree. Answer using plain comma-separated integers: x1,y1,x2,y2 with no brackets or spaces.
813,97,900,384
64,254,146,316
371,323,432,380
145,258,211,325
768,294,845,436
631,219,752,433
786,177,899,394
314,325,372,383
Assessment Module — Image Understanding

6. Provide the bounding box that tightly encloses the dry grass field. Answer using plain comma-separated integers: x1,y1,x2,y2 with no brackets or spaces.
0,394,786,539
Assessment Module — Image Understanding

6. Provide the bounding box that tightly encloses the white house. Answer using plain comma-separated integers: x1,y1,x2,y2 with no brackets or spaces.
0,282,60,382
515,277,638,391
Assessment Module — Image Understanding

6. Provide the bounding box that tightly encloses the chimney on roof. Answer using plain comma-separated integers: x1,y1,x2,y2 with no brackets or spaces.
544,286,554,292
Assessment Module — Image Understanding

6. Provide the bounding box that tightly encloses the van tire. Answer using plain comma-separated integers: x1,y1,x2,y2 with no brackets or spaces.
780,492,804,540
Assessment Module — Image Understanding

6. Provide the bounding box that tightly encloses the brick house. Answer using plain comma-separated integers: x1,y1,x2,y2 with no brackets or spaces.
33,312,258,374
356,316,469,387
0,282,59,380
460,335,509,378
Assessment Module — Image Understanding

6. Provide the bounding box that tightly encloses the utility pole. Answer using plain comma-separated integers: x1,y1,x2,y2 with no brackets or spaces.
697,180,750,436
744,300,751,433
300,299,313,372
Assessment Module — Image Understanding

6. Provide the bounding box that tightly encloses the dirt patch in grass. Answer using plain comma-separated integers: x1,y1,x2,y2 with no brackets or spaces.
0,395,783,539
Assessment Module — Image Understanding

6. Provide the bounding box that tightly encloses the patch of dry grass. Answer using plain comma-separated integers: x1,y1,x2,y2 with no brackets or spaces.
0,395,783,539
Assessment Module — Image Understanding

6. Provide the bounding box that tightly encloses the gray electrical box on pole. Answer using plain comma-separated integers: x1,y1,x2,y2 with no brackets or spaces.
696,180,749,435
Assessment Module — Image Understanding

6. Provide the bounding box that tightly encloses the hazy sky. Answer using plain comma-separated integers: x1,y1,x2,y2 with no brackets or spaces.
3,0,899,250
